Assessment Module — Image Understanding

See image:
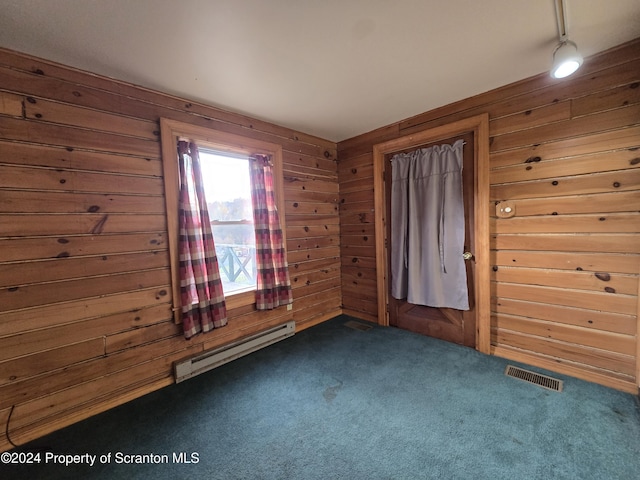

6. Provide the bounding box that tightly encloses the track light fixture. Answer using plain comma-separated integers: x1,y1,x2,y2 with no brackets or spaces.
551,0,582,79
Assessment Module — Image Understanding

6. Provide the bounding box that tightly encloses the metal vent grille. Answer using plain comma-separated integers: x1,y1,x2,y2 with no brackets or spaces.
344,320,373,332
505,365,563,392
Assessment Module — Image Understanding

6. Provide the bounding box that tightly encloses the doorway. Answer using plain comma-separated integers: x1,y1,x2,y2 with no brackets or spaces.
386,132,475,346
372,115,490,354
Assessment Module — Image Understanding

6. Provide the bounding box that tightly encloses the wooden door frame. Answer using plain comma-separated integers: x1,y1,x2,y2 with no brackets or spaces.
372,114,491,354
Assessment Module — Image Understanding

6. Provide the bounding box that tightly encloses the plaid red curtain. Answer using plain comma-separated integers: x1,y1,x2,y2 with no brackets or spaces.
177,141,228,339
250,155,293,310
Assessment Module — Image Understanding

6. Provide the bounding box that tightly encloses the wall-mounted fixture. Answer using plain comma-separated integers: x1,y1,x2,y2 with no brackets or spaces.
496,201,516,219
551,0,583,79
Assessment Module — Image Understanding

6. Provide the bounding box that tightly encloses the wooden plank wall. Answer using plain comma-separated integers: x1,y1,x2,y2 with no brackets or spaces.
0,48,340,451
337,38,640,393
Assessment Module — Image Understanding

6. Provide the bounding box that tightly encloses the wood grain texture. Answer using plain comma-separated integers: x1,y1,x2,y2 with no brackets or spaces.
1,35,638,451
23,97,160,140
493,297,636,336
491,250,640,274
338,37,640,392
493,313,635,356
0,46,340,451
0,91,23,116
0,140,163,176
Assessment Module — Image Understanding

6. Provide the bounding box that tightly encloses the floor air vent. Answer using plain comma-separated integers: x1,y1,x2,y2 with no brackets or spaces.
505,365,563,392
344,320,373,332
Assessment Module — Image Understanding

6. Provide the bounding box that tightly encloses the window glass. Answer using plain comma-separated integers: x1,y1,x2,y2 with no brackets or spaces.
199,150,256,295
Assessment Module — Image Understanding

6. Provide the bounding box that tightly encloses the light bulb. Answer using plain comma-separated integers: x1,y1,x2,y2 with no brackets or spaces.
551,40,583,79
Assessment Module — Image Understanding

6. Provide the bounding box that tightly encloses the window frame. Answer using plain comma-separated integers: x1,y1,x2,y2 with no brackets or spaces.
160,118,288,323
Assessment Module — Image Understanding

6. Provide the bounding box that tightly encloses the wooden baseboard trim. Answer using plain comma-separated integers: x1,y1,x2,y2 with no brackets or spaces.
295,308,343,332
492,345,636,394
341,308,378,324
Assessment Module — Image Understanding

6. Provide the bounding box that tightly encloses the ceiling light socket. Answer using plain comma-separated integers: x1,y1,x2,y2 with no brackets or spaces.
551,0,582,79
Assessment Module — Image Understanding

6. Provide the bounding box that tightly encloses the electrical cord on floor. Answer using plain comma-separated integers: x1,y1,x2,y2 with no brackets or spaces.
4,404,53,454
5,405,18,448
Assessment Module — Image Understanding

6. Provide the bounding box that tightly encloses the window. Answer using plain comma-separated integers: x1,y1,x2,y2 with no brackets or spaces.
198,150,256,295
160,118,289,322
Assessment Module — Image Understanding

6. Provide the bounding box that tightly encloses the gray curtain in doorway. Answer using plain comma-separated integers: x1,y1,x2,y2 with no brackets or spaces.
390,139,469,310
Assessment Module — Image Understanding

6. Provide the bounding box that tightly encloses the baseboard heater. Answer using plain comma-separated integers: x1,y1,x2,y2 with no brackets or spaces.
174,321,295,383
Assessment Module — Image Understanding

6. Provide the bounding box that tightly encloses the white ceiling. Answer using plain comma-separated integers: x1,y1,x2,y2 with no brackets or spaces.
0,0,638,142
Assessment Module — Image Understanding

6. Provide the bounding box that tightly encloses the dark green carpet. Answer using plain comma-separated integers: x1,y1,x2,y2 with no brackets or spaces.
3,315,639,479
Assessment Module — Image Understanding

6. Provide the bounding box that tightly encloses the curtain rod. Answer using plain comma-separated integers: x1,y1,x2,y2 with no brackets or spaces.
389,140,466,161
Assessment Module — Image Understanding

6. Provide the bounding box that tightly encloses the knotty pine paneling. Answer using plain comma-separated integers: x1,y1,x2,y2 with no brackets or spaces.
489,104,640,152
23,97,160,140
0,337,191,414
492,297,636,336
492,250,640,275
0,140,165,176
491,148,638,184
0,268,171,311
0,47,339,451
0,304,171,362
337,38,640,393
492,233,638,254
